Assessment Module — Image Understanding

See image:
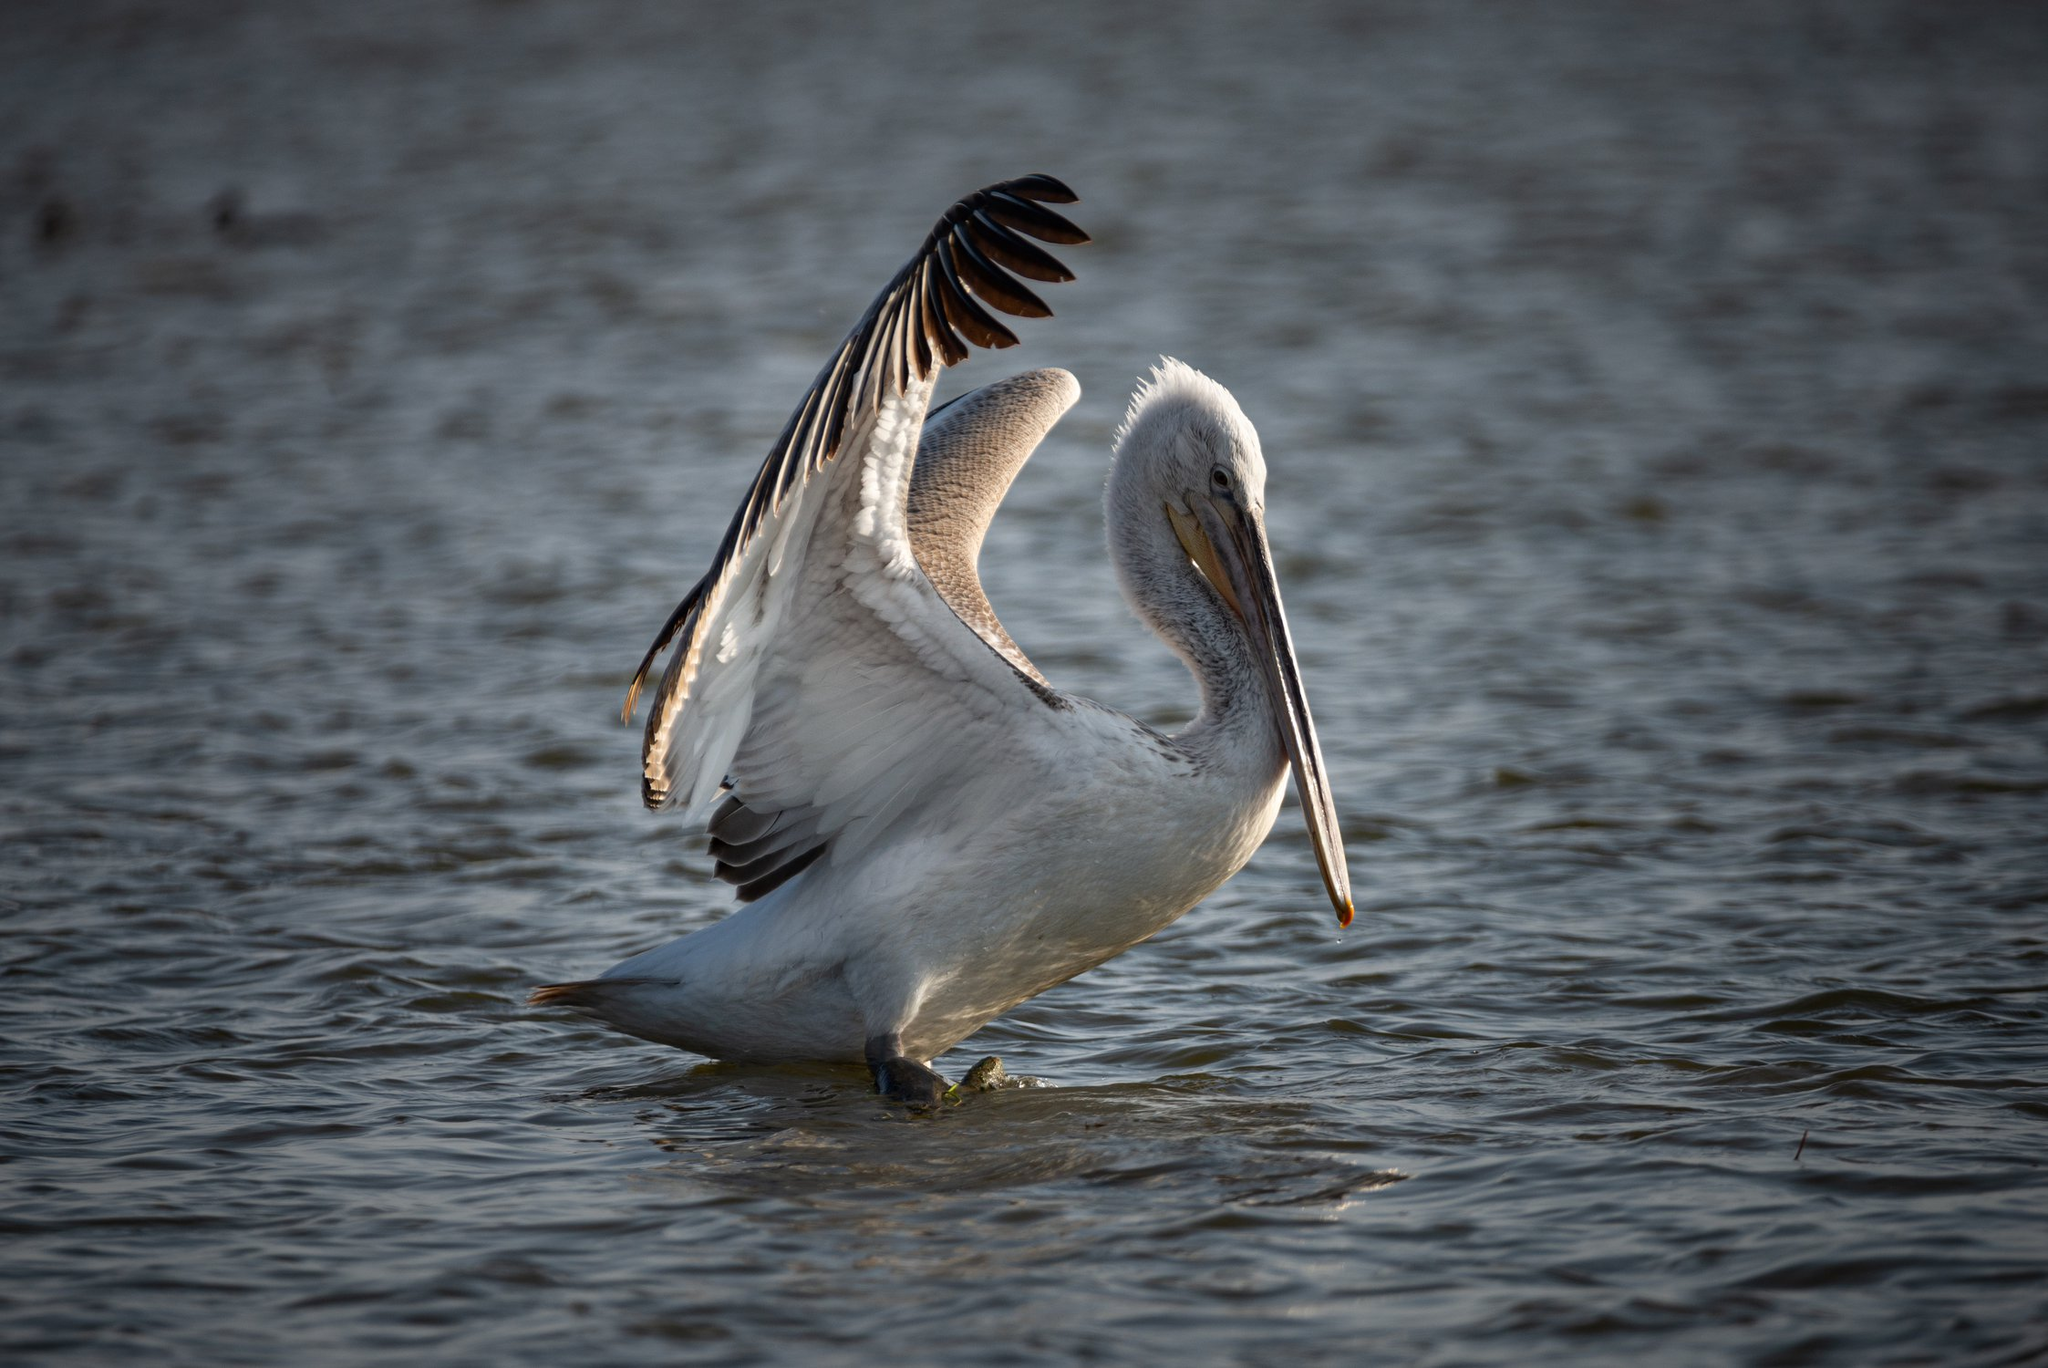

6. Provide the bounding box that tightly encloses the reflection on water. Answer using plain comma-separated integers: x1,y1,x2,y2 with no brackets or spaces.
4,1,2047,1364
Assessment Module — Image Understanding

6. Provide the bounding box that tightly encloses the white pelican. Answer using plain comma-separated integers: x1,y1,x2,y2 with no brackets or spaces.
533,175,1351,1102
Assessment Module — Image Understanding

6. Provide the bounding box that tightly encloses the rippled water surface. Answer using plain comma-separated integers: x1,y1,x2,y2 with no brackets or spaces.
6,3,2048,1363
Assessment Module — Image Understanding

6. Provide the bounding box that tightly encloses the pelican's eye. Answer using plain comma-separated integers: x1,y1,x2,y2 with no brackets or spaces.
1210,466,1232,493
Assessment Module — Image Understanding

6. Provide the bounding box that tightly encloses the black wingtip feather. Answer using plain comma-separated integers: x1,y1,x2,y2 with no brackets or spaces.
983,191,1090,246
1008,173,1080,204
935,248,1022,349
965,211,1075,283
949,226,1053,318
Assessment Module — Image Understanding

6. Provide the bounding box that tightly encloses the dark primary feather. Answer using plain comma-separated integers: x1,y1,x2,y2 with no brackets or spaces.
980,191,1088,245
964,211,1074,282
622,175,1089,812
950,229,1053,317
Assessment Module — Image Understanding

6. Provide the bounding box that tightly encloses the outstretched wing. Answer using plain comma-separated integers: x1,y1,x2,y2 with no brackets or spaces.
622,176,1089,898
907,367,1080,688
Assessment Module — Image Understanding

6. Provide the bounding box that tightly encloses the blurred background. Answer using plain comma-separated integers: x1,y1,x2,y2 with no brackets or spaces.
4,3,2045,1365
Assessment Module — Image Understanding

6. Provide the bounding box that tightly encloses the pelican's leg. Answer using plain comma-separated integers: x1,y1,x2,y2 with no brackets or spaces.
864,1032,948,1105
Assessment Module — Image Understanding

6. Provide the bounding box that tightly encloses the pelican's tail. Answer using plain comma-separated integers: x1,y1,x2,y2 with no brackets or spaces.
528,980,605,1009
528,977,667,1013
527,975,690,1046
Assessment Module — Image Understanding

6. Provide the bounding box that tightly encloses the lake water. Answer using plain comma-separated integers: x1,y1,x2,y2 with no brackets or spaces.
4,3,2046,1364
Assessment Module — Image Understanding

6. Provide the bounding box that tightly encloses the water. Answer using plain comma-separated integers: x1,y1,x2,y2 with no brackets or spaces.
5,3,2047,1363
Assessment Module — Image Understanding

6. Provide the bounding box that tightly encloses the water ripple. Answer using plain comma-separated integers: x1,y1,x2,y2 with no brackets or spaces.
6,3,2048,1365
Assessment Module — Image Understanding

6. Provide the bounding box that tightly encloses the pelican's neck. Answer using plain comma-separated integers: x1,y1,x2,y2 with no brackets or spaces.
1109,506,1285,776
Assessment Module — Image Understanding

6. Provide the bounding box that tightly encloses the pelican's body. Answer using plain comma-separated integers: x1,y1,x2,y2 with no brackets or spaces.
534,178,1350,1097
587,675,1285,1064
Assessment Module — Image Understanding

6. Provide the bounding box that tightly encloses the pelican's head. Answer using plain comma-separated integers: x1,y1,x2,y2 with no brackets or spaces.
1109,359,1353,927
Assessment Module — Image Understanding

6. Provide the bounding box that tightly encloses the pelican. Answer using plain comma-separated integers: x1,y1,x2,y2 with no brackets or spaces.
532,175,1351,1102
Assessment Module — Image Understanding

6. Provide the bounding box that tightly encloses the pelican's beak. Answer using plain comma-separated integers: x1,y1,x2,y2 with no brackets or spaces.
1169,495,1354,927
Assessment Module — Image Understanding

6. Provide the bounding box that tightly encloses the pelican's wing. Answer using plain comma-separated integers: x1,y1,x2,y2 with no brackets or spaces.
622,176,1089,898
907,367,1080,687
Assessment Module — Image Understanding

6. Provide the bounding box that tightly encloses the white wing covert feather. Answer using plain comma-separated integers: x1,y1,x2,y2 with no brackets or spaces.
907,368,1080,684
621,176,1091,900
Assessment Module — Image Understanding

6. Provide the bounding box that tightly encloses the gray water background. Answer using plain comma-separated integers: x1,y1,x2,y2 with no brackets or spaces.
4,2,2047,1363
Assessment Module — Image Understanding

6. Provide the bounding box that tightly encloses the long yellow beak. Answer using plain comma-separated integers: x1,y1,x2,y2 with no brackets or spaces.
1169,497,1354,926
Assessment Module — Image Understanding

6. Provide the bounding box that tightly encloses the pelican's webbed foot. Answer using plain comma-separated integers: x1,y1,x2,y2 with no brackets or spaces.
955,1056,1007,1093
865,1033,947,1106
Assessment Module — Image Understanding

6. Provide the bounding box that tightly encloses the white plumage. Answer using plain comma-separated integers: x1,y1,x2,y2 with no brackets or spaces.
534,177,1350,1099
